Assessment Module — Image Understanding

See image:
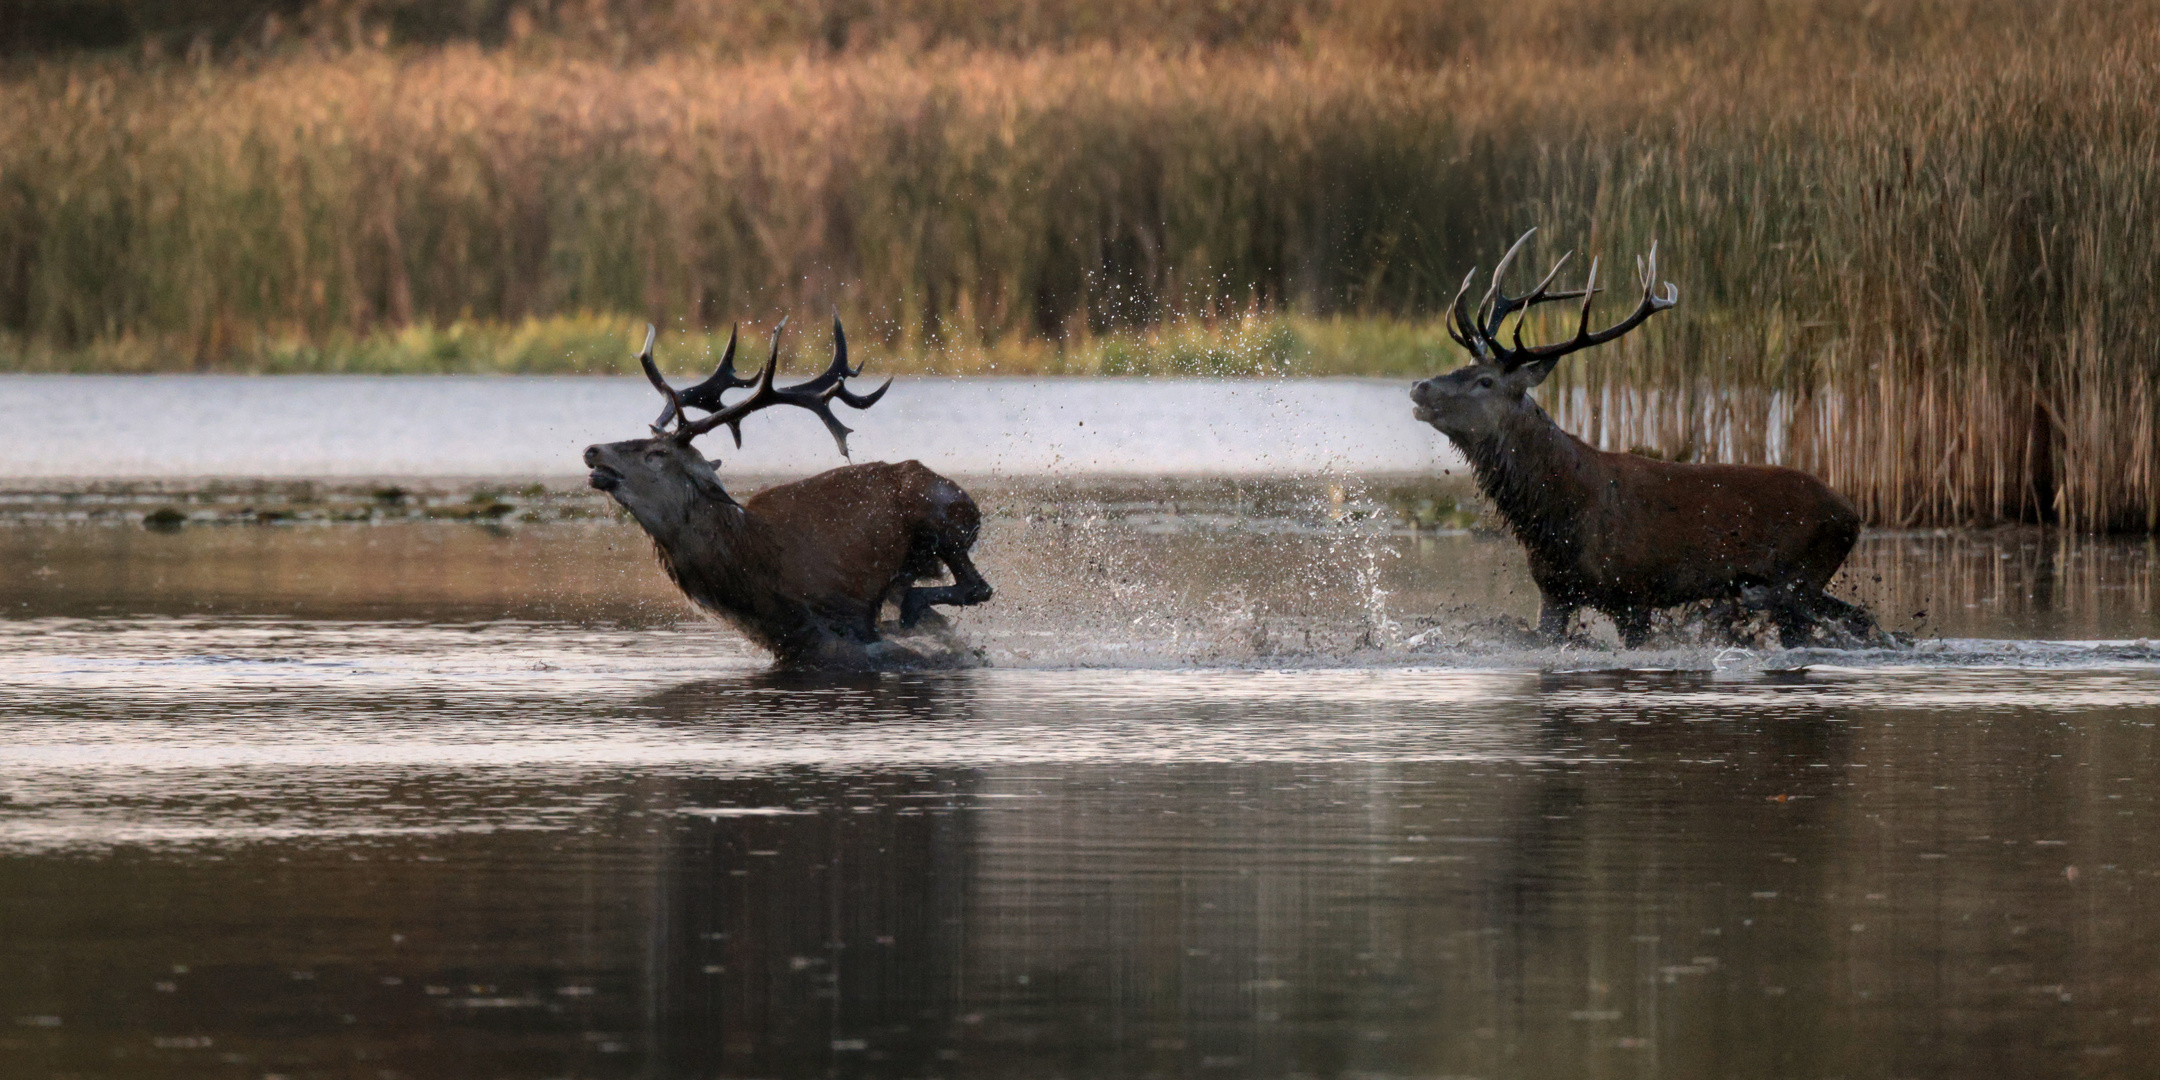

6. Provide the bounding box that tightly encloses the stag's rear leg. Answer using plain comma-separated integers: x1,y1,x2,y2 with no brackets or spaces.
1613,608,1656,649
899,546,994,628
1802,589,1882,646
1753,581,1849,648
1536,594,1580,645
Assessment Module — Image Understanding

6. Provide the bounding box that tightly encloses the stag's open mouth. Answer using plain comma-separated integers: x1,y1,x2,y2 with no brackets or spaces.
588,465,623,492
1411,404,1436,424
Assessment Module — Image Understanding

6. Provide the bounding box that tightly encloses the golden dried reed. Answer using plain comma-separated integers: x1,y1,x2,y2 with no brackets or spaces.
2,0,2157,528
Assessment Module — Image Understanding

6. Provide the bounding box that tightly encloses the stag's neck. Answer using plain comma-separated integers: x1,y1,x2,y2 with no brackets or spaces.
649,501,778,621
1457,400,1601,556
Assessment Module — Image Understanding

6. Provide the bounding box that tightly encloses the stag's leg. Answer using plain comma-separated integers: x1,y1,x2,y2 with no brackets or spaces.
1699,598,1747,643
900,547,994,628
1756,582,1835,648
1613,608,1655,649
1536,597,1577,643
1805,589,1882,645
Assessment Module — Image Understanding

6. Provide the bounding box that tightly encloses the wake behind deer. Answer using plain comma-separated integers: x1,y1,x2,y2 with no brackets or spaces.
585,320,992,670
1411,231,1881,649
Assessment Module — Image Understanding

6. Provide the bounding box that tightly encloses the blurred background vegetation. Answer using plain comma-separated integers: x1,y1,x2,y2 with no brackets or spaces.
1,0,2157,528
2,0,2042,58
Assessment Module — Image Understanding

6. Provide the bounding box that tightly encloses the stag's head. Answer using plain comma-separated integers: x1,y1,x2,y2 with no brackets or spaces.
1411,229,1677,444
585,318,889,535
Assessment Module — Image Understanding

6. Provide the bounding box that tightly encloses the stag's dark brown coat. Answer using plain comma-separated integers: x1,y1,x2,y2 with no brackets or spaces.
1412,231,1871,646
587,321,991,669
637,459,985,664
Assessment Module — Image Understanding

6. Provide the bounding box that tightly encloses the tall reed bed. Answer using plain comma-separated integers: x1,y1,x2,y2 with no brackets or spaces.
2,3,2157,528
1532,31,2160,532
0,49,1576,355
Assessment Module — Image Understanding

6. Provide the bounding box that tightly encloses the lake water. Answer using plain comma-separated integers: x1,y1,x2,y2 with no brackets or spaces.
0,375,1457,479
2,377,2158,1079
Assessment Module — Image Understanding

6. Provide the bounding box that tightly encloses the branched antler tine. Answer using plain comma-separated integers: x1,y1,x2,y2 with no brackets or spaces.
804,398,858,458
716,323,742,380
1521,252,1571,305
794,320,888,408
1494,255,1598,348
1462,235,1679,371
1509,252,1576,354
774,378,870,457
705,325,746,386
791,320,888,454
1476,229,1536,335
653,324,758,428
1445,267,1481,353
787,316,862,395
638,325,691,433
673,324,752,415
835,313,861,376
832,376,892,410
670,315,889,457
674,323,782,445
1576,257,1601,338
766,316,788,373
782,376,885,458
1512,245,1680,362
729,329,784,447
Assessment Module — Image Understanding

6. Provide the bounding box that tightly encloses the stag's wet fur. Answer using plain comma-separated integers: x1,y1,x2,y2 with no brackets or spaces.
1416,377,1878,647
588,321,992,671
1411,234,1883,650
589,441,992,670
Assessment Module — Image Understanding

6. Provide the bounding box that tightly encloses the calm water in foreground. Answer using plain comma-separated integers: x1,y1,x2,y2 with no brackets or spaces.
2,481,2158,1079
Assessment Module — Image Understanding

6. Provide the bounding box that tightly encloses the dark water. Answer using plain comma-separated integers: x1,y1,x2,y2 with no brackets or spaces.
2,485,2158,1079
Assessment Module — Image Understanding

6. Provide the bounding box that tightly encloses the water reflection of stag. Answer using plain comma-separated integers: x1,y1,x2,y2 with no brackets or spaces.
631,673,981,1077
1487,671,1857,1077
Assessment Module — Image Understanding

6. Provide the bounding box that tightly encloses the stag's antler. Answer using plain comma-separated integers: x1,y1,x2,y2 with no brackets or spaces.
1445,228,1678,372
640,317,891,458
649,325,756,431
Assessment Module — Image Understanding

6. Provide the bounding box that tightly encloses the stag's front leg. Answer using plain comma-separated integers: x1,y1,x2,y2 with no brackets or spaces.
1536,595,1577,643
899,549,995,628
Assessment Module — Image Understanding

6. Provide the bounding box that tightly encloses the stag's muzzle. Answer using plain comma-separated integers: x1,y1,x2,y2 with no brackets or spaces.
583,445,623,491
1410,378,1441,423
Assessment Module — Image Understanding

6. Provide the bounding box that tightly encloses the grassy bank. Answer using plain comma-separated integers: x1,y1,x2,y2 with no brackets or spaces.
4,1,2160,528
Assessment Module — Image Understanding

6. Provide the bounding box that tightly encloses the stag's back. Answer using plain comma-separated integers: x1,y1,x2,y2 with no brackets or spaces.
1575,450,1860,601
744,460,978,602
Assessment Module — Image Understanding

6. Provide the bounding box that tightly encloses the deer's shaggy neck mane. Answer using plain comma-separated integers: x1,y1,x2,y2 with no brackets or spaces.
644,500,802,650
1458,398,1598,564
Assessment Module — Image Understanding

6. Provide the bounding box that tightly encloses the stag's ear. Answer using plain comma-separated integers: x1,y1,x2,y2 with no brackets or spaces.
1510,355,1565,390
680,450,738,506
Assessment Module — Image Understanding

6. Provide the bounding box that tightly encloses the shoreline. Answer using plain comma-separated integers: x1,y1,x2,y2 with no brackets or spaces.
0,474,1486,533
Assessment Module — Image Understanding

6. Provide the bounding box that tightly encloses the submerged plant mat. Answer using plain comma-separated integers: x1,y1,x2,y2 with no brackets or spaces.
3,0,2158,529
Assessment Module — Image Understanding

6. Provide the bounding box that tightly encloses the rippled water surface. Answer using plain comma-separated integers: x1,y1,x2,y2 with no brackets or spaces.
2,484,2158,1079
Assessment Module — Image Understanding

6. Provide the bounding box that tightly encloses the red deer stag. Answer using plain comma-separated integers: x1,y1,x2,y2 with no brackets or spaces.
585,319,993,669
1410,231,1875,648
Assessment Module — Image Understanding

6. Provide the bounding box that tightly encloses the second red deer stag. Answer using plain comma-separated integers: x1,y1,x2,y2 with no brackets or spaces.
1410,231,1876,648
585,320,992,669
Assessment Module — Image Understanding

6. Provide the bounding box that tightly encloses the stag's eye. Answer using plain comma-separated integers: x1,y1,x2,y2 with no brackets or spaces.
644,448,668,464
1477,376,1495,389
